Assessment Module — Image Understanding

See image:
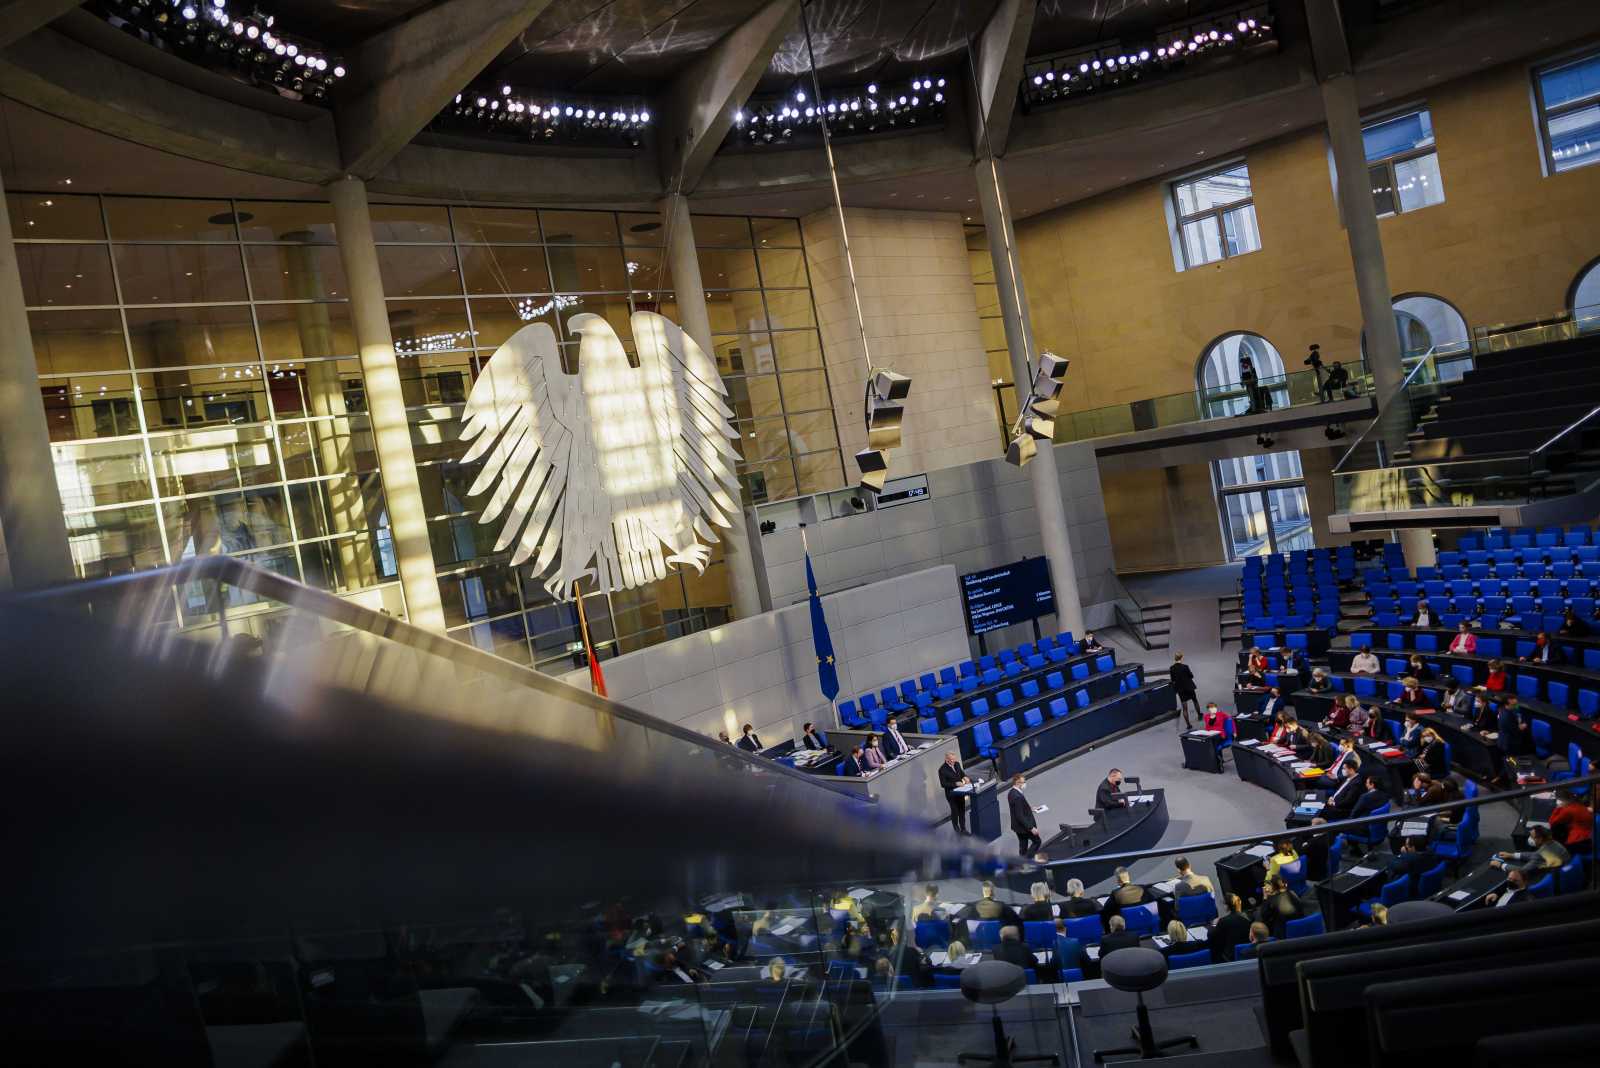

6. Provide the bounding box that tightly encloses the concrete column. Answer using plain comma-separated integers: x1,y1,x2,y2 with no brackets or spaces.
1321,74,1404,409
659,192,767,620
0,164,74,589
328,176,446,631
973,157,1085,638
1399,527,1437,569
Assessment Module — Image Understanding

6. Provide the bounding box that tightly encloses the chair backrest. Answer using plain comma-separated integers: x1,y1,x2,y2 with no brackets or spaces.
1048,696,1069,718
1285,913,1325,939
1378,874,1410,907
1530,718,1553,756
1175,892,1217,926
932,972,962,989
1021,679,1041,698
1417,862,1447,899
1279,857,1308,894
918,716,939,734
1095,654,1114,672
971,697,990,718
972,721,993,747
1023,706,1044,729
997,717,1019,740
1074,689,1091,709
1045,671,1064,690
1023,921,1055,950
996,689,1015,708
1064,915,1102,943
1071,661,1090,680
1529,872,1556,898
944,707,964,729
860,692,879,711
1122,903,1159,935
970,920,1001,948
914,918,949,949
1169,948,1211,970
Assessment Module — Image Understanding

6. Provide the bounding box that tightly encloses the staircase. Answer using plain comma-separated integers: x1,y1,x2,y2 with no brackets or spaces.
1219,592,1243,646
1115,594,1172,651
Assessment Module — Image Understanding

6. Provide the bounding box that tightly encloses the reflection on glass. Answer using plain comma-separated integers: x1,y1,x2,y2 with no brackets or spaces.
1215,449,1303,489
126,304,258,369
698,247,758,289
539,210,621,245
8,192,105,240
1267,487,1315,552
114,244,249,304
376,245,462,297
29,309,130,375
458,244,551,293
52,437,151,511
1394,153,1445,213
149,424,281,497
104,197,238,242
546,243,629,292
163,487,292,558
450,206,541,244
244,243,349,300
692,215,751,248
439,564,522,628
278,415,375,479
16,244,117,307
299,532,390,594
236,201,338,243
1222,491,1271,559
40,374,140,441
451,613,534,665
367,204,452,243
288,473,385,540
64,504,166,577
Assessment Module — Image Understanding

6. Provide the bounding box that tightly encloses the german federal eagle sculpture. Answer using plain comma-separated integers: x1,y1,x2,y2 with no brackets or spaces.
460,311,742,601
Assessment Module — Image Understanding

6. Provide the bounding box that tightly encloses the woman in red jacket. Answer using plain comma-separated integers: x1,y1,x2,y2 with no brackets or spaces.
1484,659,1507,692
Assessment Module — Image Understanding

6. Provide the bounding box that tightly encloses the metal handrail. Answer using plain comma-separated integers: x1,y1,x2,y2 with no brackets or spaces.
1533,403,1600,455
10,556,872,802
1332,344,1443,473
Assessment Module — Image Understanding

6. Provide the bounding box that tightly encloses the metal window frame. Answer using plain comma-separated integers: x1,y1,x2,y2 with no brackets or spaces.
1361,107,1442,217
1171,162,1257,269
1532,48,1600,176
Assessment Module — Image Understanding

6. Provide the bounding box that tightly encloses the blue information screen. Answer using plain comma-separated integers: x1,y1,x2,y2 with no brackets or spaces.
959,558,1055,635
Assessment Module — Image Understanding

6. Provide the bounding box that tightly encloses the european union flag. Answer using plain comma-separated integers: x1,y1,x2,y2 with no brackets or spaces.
807,552,840,701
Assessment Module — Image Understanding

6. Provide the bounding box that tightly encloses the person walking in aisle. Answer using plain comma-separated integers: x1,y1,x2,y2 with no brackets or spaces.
1170,652,1200,729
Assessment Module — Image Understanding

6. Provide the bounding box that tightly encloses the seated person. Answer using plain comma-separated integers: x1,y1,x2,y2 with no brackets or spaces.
1059,878,1099,917
1242,920,1274,956
1099,867,1150,923
1397,711,1425,752
1350,646,1380,674
1243,646,1269,686
1448,621,1478,654
1354,903,1389,929
1052,918,1086,973
1483,659,1508,692
1327,736,1362,780
1019,881,1056,922
1393,836,1438,895
870,956,897,988
1406,655,1435,682
1171,856,1214,896
1416,727,1449,777
1255,874,1303,938
1409,599,1436,628
842,746,866,777
1265,708,1293,743
1520,630,1563,664
1486,868,1530,908
737,723,765,753
1210,894,1252,963
1264,840,1300,886
1345,773,1390,826
1307,667,1332,693
935,939,971,976
1493,823,1571,875
800,721,829,750
1440,677,1472,716
1558,606,1590,638
992,925,1035,970
1324,694,1355,731
963,880,1021,926
1082,632,1105,653
1259,687,1289,720
910,883,944,921
1347,699,1380,739
1322,761,1364,818
1397,675,1431,708
1551,790,1595,853
1158,920,1196,961
1470,688,1498,732
1097,914,1141,957
1202,701,1233,740
861,733,886,770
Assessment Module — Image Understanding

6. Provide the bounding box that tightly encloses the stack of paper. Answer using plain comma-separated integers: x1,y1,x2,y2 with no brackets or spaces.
1152,879,1179,894
1244,844,1275,858
1347,866,1380,878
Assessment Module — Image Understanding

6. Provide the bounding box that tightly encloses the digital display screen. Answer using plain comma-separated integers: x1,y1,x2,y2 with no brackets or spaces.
959,558,1055,635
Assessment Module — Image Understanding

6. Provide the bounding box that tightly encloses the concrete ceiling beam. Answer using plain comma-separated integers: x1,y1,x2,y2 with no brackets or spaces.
0,0,83,50
966,0,1036,158
655,0,799,194
334,0,557,179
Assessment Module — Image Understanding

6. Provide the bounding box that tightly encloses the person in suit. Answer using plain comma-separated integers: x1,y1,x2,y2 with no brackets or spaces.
800,722,828,750
1170,652,1200,727
910,884,944,922
1060,878,1099,918
1240,922,1274,958
1097,914,1141,957
1520,631,1564,665
1095,768,1128,810
881,718,910,760
1008,774,1042,856
861,734,886,770
939,752,971,834
1082,633,1105,653
1210,894,1252,963
737,723,764,753
964,881,1021,926
1470,688,1497,732
1322,760,1365,819
1494,823,1571,876
1051,919,1086,975
1020,881,1056,922
1171,856,1214,896
1409,599,1435,628
1486,868,1530,908
1255,875,1303,938
1441,678,1473,717
1259,687,1288,720
1100,867,1150,923
1392,836,1438,896
993,926,1034,970
1158,920,1196,961
884,924,931,987
1349,774,1391,824
1327,736,1362,781
842,746,866,777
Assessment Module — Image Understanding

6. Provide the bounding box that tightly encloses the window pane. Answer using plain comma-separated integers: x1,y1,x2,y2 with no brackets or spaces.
762,289,816,330
113,245,248,304
1176,165,1252,215
451,614,533,665
387,298,473,352
367,204,452,243
244,244,349,300
1548,103,1600,172
538,210,619,245
706,290,771,334
770,330,822,372
459,245,551,294
1181,216,1223,267
692,215,751,248
41,374,140,441
727,374,783,421
1540,52,1600,110
30,309,129,375
546,244,628,291
757,248,808,288
1394,152,1445,212
1221,491,1271,559
162,487,292,554
278,416,375,479
17,244,117,307
148,424,281,497
288,473,385,539
104,197,237,241
1221,204,1261,257
751,217,802,247
439,564,523,627
1370,163,1398,217
699,247,758,288
137,366,272,430
733,417,791,461
300,533,393,594
625,248,669,293
618,213,664,246
450,206,541,244
65,504,166,577
468,298,558,349
236,201,338,243
52,437,151,510
1215,449,1304,489
126,304,258,369
780,371,833,414
375,245,461,297
796,450,844,495
1266,487,1314,552
1362,109,1434,162
254,300,358,361
8,192,105,240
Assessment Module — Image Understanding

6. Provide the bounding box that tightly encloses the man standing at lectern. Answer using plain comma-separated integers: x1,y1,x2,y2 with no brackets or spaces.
1008,774,1042,856
1096,768,1128,811
939,751,972,834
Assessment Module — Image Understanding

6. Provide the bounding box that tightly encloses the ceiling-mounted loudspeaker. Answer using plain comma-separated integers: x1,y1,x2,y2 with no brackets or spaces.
866,401,904,450
856,368,912,493
1006,350,1070,467
855,446,889,493
1006,433,1038,466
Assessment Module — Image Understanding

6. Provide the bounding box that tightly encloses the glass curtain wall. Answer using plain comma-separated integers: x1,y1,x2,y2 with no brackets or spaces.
12,193,396,616
12,195,841,670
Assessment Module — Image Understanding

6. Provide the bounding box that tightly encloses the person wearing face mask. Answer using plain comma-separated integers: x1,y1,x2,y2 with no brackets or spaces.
1493,823,1570,876
1448,621,1478,655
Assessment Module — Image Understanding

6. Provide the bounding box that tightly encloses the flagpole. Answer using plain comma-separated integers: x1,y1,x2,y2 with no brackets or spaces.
574,579,608,699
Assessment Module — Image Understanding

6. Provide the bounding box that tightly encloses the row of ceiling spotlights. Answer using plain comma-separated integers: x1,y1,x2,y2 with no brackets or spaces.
1029,19,1269,87
734,77,947,125
453,84,651,126
169,0,346,77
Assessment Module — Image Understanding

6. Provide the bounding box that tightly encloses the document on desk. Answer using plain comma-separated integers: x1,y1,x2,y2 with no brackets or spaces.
1193,730,1222,737
1152,879,1179,894
1400,822,1430,837
1347,866,1381,877
1449,889,1471,901
1245,844,1275,858
1034,951,1051,965
1239,739,1261,747
704,960,725,970
1127,794,1156,804
1086,946,1101,961
1034,804,1049,813
1186,926,1209,942
847,887,873,901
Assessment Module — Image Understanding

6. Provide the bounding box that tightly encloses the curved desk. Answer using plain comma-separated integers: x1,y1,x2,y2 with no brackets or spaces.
1031,788,1170,890
1231,739,1310,804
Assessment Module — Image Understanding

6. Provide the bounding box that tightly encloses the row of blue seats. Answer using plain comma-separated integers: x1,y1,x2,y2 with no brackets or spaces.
916,668,1142,758
837,633,1082,727
1435,547,1600,569
1366,605,1586,634
1458,525,1600,551
1243,546,1359,569
1244,613,1340,632
920,656,1118,724
1373,577,1600,601
1353,630,1600,664
1327,668,1600,725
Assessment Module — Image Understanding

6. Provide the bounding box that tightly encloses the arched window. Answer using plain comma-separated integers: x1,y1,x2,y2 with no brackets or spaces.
1572,258,1600,334
1197,332,1289,418
1197,333,1313,559
1362,294,1473,380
